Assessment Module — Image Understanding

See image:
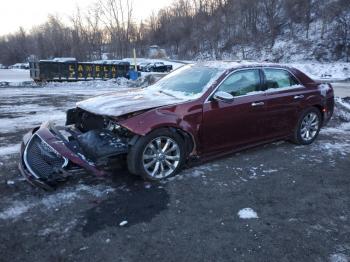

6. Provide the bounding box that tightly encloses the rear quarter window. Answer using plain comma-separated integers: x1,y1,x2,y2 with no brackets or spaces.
263,68,301,91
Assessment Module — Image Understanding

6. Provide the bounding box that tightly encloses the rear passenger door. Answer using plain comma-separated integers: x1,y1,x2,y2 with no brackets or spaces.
262,68,307,139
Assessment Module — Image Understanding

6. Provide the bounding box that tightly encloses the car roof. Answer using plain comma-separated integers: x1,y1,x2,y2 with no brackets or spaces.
194,60,295,71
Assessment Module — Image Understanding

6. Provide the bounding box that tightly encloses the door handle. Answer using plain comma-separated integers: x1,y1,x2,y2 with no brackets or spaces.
294,95,305,99
251,102,265,107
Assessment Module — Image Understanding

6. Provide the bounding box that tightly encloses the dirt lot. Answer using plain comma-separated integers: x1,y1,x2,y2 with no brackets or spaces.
0,83,349,262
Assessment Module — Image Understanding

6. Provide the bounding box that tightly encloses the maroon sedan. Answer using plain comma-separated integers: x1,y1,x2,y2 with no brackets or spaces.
19,62,334,189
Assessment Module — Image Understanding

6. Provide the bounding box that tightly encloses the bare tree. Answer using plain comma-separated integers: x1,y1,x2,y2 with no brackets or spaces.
97,0,134,58
0,0,350,65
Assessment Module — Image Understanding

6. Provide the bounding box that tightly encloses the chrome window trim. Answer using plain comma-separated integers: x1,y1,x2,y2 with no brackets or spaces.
204,68,262,103
204,66,304,103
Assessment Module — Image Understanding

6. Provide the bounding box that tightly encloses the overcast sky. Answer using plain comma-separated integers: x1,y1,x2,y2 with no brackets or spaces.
0,0,173,36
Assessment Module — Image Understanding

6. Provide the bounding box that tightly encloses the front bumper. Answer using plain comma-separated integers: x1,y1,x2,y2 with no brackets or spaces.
19,122,111,190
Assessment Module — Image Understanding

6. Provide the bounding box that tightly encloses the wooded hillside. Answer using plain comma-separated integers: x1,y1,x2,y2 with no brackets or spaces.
0,0,349,65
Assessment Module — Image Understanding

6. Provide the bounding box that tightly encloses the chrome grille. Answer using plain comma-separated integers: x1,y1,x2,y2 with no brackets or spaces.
24,134,67,179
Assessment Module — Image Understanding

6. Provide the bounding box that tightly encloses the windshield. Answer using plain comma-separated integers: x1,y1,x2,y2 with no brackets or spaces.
149,65,221,99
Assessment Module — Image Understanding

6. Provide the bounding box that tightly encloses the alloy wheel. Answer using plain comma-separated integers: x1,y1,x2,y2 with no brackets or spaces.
300,112,319,142
142,136,181,179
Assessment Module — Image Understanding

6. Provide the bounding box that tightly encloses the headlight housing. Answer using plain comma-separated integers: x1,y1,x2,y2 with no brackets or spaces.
106,120,122,132
105,119,133,138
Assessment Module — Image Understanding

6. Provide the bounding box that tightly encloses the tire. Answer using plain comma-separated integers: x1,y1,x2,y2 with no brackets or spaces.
292,107,322,145
127,128,186,181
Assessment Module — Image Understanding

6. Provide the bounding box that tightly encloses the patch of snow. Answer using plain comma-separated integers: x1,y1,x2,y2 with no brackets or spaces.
321,123,350,135
144,183,152,189
190,170,205,178
0,144,20,157
38,219,78,236
119,220,128,227
336,97,350,111
249,168,258,178
244,85,304,96
0,83,131,134
0,201,32,220
0,184,116,220
238,208,259,219
40,191,81,209
195,60,259,70
319,83,332,97
52,57,77,63
316,142,350,156
329,253,349,262
262,169,278,174
6,180,15,185
290,63,350,81
0,111,66,134
77,87,187,117
0,69,32,83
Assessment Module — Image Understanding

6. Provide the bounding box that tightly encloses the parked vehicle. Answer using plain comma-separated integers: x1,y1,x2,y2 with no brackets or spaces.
9,63,29,69
148,62,173,72
137,62,152,72
138,62,173,72
0,64,7,69
19,62,334,189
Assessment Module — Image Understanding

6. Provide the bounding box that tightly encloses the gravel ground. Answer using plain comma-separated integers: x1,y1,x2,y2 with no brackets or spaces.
0,84,349,262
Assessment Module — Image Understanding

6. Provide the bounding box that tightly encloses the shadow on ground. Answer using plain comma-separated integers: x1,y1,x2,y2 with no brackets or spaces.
80,168,170,237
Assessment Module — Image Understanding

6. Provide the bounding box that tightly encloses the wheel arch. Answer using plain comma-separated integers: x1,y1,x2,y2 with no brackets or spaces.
142,126,197,157
310,104,324,124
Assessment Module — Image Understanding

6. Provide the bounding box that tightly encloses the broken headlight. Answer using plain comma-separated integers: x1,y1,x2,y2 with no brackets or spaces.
105,120,133,138
106,120,122,132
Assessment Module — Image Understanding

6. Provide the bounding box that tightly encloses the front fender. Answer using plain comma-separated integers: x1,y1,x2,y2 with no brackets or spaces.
119,105,202,152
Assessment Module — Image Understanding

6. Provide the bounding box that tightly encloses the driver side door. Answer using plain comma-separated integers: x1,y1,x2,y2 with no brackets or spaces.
200,68,269,155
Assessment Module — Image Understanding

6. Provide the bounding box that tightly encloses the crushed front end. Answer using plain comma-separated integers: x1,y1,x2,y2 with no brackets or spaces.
19,109,134,190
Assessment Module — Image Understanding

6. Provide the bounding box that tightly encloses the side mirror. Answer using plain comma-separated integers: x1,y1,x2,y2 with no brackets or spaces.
213,91,234,103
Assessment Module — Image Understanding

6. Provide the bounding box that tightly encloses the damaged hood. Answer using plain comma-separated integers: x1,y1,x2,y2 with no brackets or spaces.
77,88,189,117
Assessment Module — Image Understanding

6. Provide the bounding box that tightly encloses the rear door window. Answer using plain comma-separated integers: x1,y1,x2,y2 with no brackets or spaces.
263,68,300,91
217,69,261,97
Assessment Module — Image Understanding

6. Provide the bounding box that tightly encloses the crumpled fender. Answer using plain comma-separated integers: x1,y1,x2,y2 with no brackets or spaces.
119,102,203,152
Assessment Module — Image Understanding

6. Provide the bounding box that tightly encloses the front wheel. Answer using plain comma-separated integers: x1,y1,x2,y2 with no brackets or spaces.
292,107,322,145
127,129,185,181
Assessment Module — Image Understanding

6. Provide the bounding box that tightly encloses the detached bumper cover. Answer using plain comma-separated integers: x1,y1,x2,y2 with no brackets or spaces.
19,122,109,190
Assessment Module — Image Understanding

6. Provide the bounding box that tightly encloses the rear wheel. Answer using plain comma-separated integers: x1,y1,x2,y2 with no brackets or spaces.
292,107,322,145
127,129,185,181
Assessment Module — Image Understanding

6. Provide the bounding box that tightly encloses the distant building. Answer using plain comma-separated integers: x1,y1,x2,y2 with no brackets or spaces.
148,45,167,59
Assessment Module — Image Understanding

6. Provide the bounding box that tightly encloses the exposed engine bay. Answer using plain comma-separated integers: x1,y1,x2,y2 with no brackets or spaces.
19,108,139,190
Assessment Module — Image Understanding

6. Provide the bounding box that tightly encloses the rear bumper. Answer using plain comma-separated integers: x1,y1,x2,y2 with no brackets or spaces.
19,122,109,190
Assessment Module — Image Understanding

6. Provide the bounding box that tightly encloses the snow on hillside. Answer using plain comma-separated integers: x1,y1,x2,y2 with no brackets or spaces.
290,63,350,81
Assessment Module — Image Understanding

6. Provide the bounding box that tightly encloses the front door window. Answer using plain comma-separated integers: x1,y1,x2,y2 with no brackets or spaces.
216,69,261,97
